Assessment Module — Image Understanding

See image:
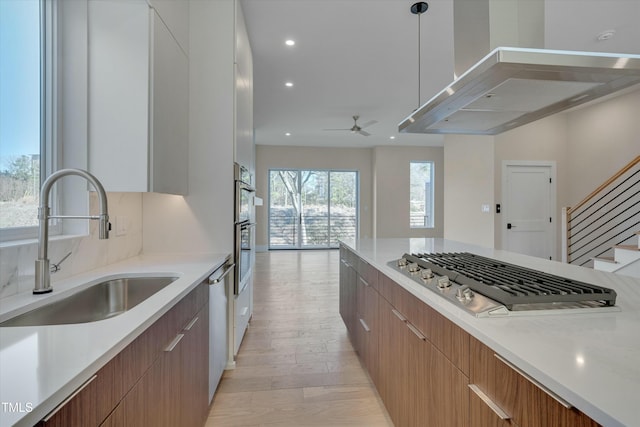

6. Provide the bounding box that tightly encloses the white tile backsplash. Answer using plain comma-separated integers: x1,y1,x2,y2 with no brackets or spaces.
0,192,143,300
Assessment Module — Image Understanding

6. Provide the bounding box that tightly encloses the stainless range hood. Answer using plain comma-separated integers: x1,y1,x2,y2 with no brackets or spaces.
399,46,640,135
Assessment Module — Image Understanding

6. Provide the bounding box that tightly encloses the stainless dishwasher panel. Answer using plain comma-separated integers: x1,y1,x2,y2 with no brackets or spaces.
208,257,234,403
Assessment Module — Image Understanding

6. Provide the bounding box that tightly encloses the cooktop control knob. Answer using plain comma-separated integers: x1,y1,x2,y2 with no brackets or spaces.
437,276,451,288
397,258,408,267
408,262,420,273
420,268,433,280
456,286,474,301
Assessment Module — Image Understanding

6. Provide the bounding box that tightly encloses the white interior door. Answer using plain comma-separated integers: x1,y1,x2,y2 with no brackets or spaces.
502,163,555,259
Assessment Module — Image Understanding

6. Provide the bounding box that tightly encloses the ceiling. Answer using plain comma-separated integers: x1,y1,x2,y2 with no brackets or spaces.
240,0,640,149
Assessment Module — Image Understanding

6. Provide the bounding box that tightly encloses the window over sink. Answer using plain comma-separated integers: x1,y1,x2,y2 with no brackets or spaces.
0,0,57,242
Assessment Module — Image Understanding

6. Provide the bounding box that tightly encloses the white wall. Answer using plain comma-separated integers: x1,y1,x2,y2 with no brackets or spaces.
443,135,494,247
373,146,444,238
565,89,640,204
442,87,640,259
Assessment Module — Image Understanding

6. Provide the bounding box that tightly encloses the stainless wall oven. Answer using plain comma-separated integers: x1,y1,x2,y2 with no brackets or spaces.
234,163,255,295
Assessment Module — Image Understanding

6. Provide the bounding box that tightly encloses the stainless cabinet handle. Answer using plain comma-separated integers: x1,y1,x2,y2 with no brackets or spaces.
359,277,370,287
164,334,185,352
391,309,406,322
406,322,426,341
43,375,98,422
359,318,370,332
468,384,511,420
184,316,199,331
494,353,572,409
341,259,352,268
209,262,235,284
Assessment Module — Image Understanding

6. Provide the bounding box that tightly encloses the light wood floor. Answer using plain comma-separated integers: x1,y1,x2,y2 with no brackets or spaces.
206,250,393,427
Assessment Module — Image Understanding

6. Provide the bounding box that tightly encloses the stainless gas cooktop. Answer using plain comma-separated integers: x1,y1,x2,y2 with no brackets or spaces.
389,252,620,317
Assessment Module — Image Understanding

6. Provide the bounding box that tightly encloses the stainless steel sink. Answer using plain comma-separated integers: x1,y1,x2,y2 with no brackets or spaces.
0,276,178,327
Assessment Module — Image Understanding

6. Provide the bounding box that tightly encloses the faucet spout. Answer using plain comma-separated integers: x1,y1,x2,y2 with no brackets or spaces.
34,168,110,294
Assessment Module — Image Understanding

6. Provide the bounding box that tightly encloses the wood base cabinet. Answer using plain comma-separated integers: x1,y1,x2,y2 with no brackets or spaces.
339,246,600,427
39,282,209,427
469,337,601,427
340,245,469,427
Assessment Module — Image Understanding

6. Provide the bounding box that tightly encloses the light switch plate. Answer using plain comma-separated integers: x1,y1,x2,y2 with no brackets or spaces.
481,204,491,213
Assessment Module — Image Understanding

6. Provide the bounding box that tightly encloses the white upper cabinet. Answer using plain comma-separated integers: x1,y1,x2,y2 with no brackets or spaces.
88,0,188,194
234,1,254,174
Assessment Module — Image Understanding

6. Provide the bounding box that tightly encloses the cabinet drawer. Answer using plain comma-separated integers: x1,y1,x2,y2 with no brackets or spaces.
470,337,601,427
357,258,378,291
429,309,469,375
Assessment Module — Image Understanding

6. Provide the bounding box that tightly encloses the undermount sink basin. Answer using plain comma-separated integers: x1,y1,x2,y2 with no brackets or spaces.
0,276,178,327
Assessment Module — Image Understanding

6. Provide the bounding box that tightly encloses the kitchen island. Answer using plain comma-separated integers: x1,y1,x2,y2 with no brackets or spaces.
0,252,228,427
341,238,640,427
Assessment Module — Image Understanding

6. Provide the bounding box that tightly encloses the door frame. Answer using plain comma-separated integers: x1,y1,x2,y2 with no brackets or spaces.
267,168,360,250
501,160,557,260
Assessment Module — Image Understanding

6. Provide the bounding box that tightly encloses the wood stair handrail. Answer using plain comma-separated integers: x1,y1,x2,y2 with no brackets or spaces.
568,155,640,214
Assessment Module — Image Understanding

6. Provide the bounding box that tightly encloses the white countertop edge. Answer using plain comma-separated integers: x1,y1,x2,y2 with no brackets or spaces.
0,252,230,427
342,238,639,427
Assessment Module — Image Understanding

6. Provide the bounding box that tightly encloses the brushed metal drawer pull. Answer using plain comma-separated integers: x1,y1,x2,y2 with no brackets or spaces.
391,309,406,322
359,277,370,287
359,318,370,332
406,322,426,341
43,375,98,422
494,353,572,409
164,334,185,352
468,384,511,420
341,259,352,268
184,316,199,331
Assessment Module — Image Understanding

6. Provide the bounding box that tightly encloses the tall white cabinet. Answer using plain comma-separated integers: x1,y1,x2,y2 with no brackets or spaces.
234,3,254,174
88,0,188,195
232,1,255,357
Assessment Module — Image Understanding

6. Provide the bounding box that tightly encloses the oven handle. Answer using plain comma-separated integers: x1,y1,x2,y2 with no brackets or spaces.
209,260,235,284
238,181,256,193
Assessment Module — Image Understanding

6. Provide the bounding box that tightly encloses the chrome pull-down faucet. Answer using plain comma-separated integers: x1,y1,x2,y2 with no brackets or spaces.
34,168,110,294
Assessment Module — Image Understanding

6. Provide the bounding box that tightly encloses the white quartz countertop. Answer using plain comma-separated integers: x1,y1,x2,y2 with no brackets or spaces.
0,252,229,427
343,238,640,427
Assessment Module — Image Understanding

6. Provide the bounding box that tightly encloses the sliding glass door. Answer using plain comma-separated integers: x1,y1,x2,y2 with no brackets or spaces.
269,169,358,249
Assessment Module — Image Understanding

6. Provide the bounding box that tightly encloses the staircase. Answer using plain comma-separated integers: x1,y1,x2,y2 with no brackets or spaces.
562,156,640,277
593,232,640,278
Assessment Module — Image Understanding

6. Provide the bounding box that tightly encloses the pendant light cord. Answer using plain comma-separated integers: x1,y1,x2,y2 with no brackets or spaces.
411,2,428,109
417,12,421,108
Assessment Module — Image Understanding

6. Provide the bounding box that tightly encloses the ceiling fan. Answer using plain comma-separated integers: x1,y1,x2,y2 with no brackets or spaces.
323,115,377,137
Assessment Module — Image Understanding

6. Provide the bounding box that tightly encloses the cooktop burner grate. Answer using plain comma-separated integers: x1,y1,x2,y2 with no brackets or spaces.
406,252,617,309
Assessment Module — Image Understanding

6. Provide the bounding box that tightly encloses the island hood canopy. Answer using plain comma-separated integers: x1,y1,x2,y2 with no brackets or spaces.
399,2,640,136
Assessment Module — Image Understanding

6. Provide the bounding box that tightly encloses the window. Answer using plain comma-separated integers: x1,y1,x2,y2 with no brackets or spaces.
268,169,358,248
410,161,434,228
0,0,55,240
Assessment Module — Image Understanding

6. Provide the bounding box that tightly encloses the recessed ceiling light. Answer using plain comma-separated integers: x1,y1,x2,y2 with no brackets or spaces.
285,82,294,87
597,29,615,41
285,132,291,136
285,39,295,46
390,136,396,140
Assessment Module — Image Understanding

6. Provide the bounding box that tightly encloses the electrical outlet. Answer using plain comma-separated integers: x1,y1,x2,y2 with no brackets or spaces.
115,215,128,236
